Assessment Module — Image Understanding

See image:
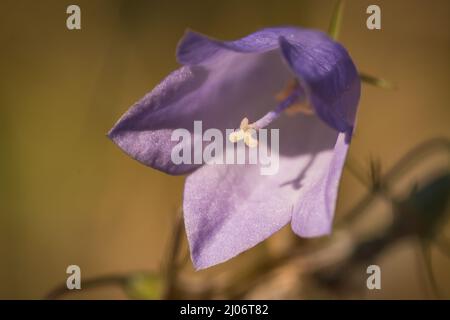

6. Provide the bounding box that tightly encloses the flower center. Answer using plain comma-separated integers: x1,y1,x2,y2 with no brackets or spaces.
229,79,311,148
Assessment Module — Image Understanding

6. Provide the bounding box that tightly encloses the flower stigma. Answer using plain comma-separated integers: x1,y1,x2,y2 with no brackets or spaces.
228,117,258,148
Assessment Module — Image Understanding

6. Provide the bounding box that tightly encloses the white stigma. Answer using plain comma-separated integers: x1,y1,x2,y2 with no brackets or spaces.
229,117,258,148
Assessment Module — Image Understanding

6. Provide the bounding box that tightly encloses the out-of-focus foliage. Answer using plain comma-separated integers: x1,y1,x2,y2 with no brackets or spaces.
125,273,163,300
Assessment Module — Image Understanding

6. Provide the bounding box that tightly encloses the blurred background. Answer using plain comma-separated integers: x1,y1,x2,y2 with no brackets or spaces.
0,0,449,299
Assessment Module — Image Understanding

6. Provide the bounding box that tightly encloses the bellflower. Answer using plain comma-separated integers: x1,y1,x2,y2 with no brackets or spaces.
108,27,361,270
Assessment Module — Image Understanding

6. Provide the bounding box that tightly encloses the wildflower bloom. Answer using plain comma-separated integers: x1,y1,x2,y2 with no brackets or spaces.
108,27,361,269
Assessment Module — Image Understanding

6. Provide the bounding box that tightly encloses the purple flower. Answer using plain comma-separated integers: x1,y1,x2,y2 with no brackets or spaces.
108,27,360,270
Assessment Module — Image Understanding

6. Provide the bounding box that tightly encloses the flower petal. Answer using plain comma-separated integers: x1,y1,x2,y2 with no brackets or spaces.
183,113,341,269
184,159,292,270
176,27,297,64
291,132,349,237
108,66,208,174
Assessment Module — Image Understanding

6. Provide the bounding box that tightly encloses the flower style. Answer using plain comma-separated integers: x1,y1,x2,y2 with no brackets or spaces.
108,27,361,269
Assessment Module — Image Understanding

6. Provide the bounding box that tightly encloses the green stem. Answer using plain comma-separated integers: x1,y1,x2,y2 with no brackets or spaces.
360,72,396,89
328,0,346,40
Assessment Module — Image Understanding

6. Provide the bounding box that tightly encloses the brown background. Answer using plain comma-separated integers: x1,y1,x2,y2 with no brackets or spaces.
0,0,449,299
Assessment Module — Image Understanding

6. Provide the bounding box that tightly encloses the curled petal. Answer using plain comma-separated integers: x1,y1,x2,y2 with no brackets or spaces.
278,36,360,135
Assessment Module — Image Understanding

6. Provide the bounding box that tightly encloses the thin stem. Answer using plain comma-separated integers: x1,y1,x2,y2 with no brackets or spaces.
335,192,376,227
45,274,128,300
223,248,303,299
177,246,191,269
162,207,185,299
345,156,370,187
337,158,379,226
360,72,396,89
383,138,450,186
328,0,346,40
46,210,186,300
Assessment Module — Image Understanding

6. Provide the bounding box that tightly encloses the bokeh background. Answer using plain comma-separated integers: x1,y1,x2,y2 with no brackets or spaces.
0,0,449,299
